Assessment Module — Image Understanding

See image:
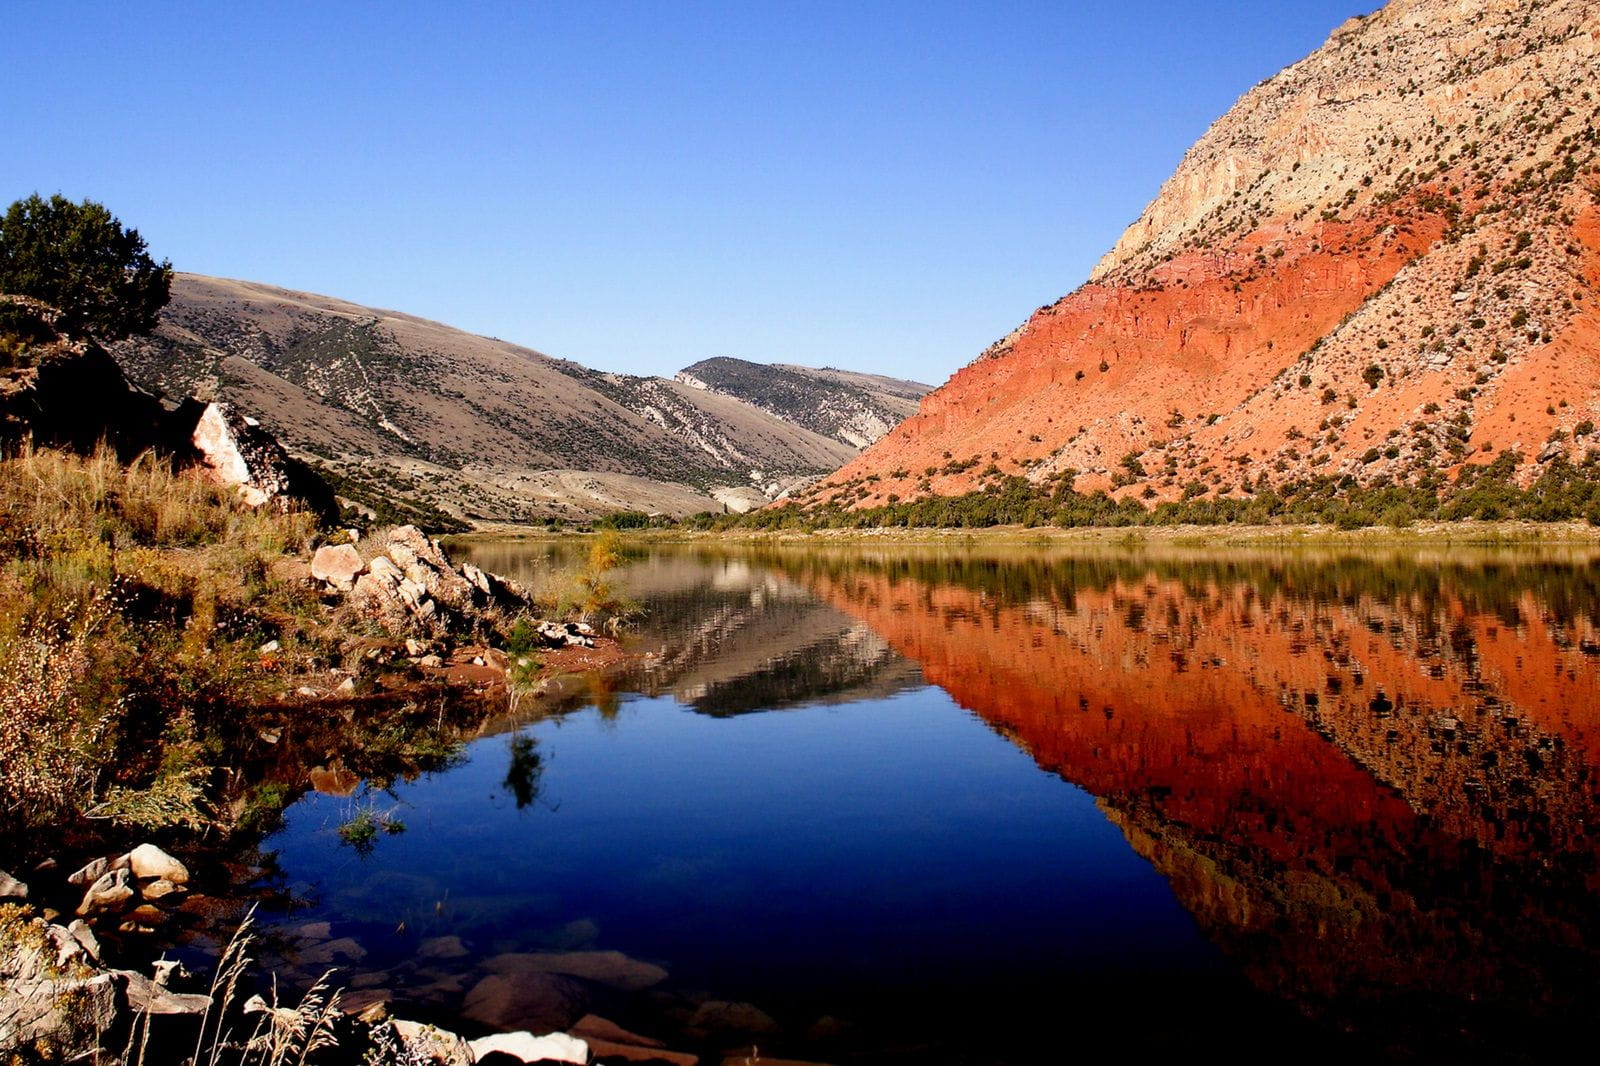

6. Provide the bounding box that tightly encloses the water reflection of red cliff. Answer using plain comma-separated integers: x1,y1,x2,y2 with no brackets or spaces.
796,558,1600,1054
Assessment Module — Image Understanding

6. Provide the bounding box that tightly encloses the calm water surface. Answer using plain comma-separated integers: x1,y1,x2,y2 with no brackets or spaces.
253,542,1600,1064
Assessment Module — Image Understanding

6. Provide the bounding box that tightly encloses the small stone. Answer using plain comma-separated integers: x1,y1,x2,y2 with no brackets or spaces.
77,867,136,915
259,639,281,654
311,543,366,590
142,878,185,901
127,904,167,925
405,638,430,656
290,921,333,941
124,843,190,884
66,920,102,962
572,1014,666,1048
468,1032,589,1065
336,677,357,694
389,1020,474,1066
417,654,443,669
0,869,28,900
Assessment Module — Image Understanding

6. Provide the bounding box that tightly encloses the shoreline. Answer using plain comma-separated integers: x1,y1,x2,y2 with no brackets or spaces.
455,518,1600,549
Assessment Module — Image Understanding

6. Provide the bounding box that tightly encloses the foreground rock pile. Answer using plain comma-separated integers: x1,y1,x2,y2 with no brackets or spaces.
310,525,595,652
1,847,215,1056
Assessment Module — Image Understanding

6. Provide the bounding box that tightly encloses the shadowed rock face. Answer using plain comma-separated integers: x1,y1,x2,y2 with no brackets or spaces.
805,0,1600,509
776,548,1600,1058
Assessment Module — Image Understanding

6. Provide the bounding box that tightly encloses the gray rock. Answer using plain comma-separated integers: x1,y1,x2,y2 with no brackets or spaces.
0,869,27,900
66,856,112,887
142,878,186,901
300,936,368,966
65,920,102,963
122,970,212,1014
1,972,122,1053
76,868,135,915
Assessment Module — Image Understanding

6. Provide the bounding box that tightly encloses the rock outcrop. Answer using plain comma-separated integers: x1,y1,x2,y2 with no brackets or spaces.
803,0,1600,508
0,298,336,518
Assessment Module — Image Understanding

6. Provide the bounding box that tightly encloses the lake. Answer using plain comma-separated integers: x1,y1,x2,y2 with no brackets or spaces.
249,539,1600,1064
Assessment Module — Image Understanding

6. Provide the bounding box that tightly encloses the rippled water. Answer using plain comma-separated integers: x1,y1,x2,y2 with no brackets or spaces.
253,541,1600,1064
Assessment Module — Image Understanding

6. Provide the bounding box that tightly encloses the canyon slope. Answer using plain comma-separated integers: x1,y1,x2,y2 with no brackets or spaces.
803,0,1600,511
113,275,926,524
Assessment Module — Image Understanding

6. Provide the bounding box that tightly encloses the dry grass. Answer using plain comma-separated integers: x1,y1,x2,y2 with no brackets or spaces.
0,445,321,838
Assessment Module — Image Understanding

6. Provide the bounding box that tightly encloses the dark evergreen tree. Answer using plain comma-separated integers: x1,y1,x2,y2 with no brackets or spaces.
0,194,172,339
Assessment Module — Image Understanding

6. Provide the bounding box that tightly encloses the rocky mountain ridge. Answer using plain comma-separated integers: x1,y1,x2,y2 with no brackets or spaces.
676,356,929,449
112,275,928,525
801,0,1600,512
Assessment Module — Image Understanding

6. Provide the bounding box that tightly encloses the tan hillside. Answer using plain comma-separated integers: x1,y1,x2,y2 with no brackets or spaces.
801,0,1600,511
112,275,880,523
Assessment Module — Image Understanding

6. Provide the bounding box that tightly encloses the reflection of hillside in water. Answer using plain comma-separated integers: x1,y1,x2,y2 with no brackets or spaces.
772,547,1600,1059
618,553,925,714
456,542,925,715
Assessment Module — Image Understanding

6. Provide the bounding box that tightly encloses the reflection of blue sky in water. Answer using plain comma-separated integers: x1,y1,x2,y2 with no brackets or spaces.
265,685,1226,1057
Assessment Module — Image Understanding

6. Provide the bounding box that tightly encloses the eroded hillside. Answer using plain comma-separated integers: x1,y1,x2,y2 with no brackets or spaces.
112,276,887,523
803,0,1600,512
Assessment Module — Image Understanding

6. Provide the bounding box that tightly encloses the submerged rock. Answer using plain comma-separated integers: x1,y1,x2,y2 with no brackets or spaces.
460,971,589,1033
0,870,27,900
689,1000,781,1037
483,949,667,991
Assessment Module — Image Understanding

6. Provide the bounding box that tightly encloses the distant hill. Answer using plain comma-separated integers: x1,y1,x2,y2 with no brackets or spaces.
802,0,1600,514
678,357,929,448
112,275,925,524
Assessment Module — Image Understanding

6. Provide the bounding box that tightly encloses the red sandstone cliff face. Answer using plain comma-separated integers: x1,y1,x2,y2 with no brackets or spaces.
803,0,1600,508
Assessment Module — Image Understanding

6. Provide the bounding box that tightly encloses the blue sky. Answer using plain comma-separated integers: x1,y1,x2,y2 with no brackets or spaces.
6,1,1378,384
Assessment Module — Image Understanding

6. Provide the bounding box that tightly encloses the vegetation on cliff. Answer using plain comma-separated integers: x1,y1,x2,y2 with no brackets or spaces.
694,448,1600,532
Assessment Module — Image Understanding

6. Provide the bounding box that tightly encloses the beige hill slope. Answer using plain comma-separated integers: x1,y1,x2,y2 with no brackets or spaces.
112,275,907,524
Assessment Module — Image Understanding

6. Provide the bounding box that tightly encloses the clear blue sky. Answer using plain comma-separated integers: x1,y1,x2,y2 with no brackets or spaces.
6,1,1378,385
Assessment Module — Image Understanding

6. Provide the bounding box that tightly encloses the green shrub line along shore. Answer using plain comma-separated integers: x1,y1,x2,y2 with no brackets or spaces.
689,452,1600,534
